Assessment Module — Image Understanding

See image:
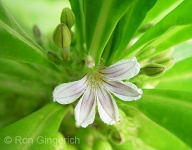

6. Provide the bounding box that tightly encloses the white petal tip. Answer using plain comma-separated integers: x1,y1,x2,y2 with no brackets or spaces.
105,118,120,125
76,119,93,128
76,123,85,128
133,90,143,101
138,89,143,95
132,57,137,61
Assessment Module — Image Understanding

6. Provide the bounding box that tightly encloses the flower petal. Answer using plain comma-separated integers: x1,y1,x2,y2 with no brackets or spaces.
53,76,87,104
103,79,142,101
96,85,119,125
100,57,140,80
74,85,96,128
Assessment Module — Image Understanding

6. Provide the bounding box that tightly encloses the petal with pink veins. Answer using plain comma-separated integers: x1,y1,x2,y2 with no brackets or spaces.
53,76,87,104
100,57,140,80
74,86,96,128
96,85,119,125
103,79,142,101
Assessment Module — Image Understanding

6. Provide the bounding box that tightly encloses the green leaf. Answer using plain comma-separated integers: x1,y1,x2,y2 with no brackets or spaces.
151,24,192,54
69,0,85,53
0,59,61,85
107,0,157,64
136,24,192,59
122,0,192,58
172,41,192,61
85,0,134,65
112,105,190,150
154,57,192,91
0,103,67,150
0,2,53,67
143,0,183,24
126,89,192,148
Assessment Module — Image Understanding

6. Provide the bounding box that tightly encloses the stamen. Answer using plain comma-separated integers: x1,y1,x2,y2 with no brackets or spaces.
87,72,104,88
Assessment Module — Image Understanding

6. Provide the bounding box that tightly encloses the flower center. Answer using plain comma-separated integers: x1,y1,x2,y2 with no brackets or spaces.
87,71,103,88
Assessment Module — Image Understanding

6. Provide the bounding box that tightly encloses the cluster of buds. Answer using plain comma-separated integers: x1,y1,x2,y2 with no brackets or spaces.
51,7,75,61
137,48,175,77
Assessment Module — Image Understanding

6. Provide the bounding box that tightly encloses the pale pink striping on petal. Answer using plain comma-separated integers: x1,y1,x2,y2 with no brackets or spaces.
100,57,140,80
74,85,96,128
103,79,142,101
96,85,119,125
53,76,87,104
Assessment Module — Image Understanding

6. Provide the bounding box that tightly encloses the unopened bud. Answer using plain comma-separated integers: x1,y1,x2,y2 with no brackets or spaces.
136,46,156,58
53,23,71,48
86,55,95,68
150,48,174,62
47,51,61,65
110,130,125,144
60,8,75,28
140,63,165,77
153,57,175,69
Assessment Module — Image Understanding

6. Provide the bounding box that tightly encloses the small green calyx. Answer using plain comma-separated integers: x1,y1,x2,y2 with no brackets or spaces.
140,63,165,77
53,23,71,49
60,7,75,28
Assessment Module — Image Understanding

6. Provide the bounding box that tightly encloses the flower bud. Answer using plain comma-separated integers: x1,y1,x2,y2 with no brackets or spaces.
140,63,165,77
149,48,174,62
47,51,61,65
53,23,71,48
60,7,75,28
153,57,175,69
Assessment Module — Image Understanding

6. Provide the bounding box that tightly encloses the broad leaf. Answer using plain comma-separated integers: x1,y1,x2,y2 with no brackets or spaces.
112,106,190,150
125,89,192,147
0,103,67,150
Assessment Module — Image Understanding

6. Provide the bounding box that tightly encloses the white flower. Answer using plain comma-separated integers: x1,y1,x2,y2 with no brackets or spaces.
53,57,142,127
